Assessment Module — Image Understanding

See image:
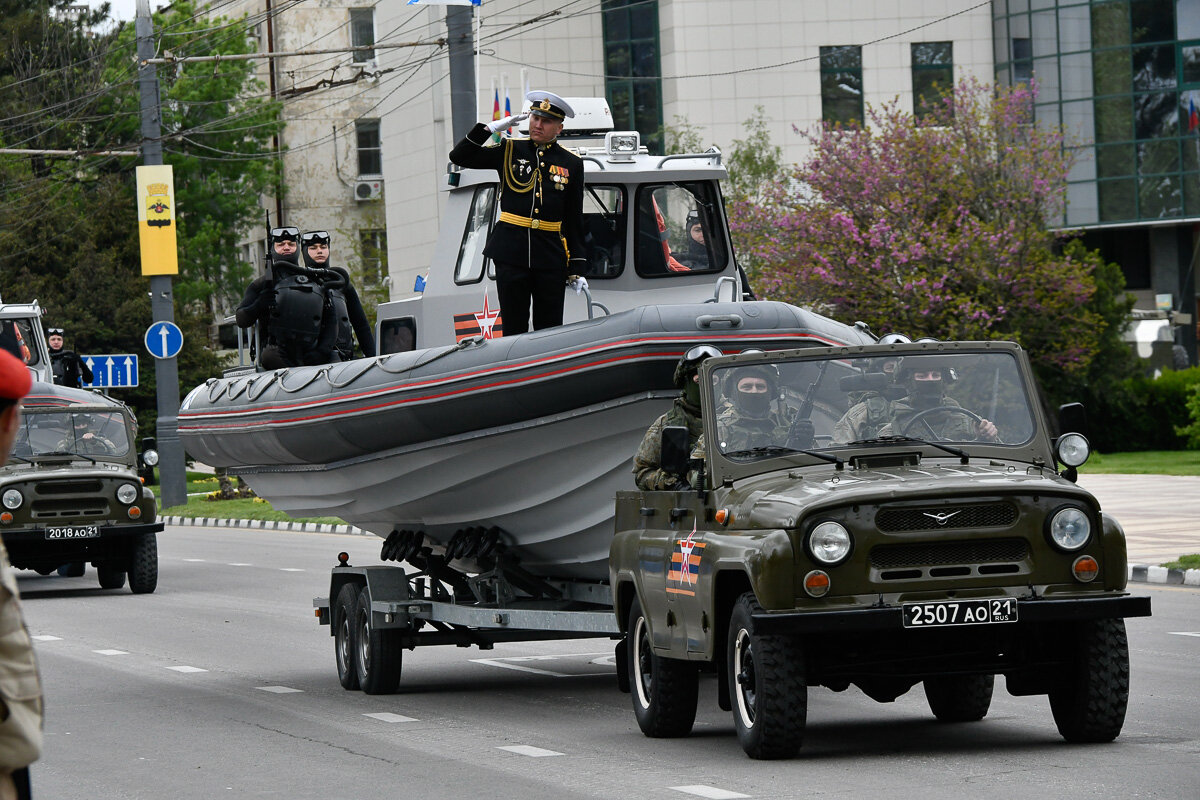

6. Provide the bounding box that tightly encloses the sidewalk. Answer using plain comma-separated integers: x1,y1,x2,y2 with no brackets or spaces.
164,473,1200,587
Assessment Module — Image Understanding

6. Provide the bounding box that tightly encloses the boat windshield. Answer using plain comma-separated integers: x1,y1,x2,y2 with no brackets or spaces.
13,408,131,459
708,350,1037,461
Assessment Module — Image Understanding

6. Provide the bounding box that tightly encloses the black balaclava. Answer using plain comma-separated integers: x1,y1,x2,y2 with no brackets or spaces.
734,367,774,418
301,231,331,269
269,228,300,267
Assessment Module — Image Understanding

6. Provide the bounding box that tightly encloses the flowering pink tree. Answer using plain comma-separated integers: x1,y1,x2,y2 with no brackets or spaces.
731,79,1105,374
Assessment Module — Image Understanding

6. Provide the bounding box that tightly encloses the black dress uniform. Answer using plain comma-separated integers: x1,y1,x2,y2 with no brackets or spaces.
449,94,586,334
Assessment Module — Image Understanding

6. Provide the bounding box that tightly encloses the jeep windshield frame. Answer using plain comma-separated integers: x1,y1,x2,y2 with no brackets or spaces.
14,404,134,463
699,341,1055,486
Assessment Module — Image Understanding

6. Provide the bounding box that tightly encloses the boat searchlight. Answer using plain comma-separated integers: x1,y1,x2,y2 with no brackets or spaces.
605,131,640,161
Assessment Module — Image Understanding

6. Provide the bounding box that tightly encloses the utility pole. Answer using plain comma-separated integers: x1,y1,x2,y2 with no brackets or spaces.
445,4,476,139
136,0,186,509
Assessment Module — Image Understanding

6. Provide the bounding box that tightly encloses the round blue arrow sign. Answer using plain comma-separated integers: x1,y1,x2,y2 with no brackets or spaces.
144,321,184,360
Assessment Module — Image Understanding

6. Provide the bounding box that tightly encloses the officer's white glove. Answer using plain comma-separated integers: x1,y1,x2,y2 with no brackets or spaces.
486,112,529,133
567,275,589,294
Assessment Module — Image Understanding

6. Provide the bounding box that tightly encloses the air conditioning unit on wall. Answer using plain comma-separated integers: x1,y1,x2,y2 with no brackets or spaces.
354,179,383,201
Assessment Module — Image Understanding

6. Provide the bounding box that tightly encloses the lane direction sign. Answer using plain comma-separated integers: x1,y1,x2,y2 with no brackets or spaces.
144,321,183,360
82,354,139,388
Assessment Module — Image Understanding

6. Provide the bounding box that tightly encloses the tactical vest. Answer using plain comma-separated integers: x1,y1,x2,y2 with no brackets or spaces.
268,269,327,351
324,287,353,360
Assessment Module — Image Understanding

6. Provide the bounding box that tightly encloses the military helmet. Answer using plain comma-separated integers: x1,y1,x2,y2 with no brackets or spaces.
673,344,722,388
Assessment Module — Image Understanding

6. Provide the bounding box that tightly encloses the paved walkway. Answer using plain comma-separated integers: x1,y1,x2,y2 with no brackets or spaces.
1076,474,1200,566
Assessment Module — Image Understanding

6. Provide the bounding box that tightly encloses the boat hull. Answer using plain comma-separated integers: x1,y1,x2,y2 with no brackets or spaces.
179,302,872,578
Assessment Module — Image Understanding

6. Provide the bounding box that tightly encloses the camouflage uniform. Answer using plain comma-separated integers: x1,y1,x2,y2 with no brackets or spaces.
714,405,790,452
633,397,702,490
56,432,118,456
833,393,895,444
883,396,981,441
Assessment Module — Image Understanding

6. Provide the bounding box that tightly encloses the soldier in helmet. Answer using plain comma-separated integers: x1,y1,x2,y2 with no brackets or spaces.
56,413,119,456
632,344,722,490
714,364,792,452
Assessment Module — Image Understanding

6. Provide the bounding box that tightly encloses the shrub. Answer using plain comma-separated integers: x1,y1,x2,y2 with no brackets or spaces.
1086,367,1200,452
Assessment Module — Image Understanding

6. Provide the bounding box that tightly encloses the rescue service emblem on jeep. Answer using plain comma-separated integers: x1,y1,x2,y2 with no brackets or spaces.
667,525,705,596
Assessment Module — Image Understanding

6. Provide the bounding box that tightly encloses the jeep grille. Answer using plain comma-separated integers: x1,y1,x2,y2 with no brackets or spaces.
875,502,1018,532
34,479,104,495
870,538,1028,571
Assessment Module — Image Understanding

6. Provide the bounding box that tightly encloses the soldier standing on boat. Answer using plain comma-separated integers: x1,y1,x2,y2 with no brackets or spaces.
449,90,587,334
300,230,376,361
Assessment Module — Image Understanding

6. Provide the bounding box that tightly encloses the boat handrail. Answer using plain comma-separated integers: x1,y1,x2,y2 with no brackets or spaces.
705,276,739,304
657,147,722,169
580,285,610,319
580,155,606,170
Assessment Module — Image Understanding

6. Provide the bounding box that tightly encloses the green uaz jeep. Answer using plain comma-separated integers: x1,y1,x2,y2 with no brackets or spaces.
1,382,162,593
610,341,1151,759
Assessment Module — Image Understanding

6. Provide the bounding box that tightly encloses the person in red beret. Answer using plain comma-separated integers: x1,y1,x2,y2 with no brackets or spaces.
0,349,42,800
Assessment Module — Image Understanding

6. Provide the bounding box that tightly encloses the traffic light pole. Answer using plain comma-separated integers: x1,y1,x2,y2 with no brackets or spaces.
136,0,185,509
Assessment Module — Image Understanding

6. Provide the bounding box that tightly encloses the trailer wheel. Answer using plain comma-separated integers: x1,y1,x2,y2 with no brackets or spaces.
97,565,126,590
728,592,806,759
334,584,360,691
924,674,994,722
628,597,698,737
1049,618,1130,742
128,532,158,594
354,585,402,694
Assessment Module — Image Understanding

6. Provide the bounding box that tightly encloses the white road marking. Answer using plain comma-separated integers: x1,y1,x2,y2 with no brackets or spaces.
93,649,128,656
165,666,208,673
228,563,252,567
256,685,303,693
497,745,563,758
182,558,206,562
364,712,417,723
31,635,62,642
279,568,305,572
471,652,615,677
670,786,750,799
1168,631,1200,637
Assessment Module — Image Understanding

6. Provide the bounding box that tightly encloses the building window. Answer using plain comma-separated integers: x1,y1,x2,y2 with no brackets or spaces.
356,119,381,176
820,45,863,126
350,8,375,62
359,229,388,283
1012,38,1033,87
601,0,664,152
912,41,953,120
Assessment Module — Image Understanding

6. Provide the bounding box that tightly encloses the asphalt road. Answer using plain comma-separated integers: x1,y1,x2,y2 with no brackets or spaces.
17,524,1199,800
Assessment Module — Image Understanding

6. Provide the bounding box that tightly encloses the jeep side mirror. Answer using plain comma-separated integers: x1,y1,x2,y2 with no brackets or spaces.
1058,402,1088,437
660,426,690,481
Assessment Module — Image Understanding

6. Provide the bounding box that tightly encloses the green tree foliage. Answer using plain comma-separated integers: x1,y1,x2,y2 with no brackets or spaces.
727,79,1135,392
0,2,281,439
1181,382,1200,449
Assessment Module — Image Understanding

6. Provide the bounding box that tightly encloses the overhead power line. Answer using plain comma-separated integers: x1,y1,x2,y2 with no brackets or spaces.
141,40,444,66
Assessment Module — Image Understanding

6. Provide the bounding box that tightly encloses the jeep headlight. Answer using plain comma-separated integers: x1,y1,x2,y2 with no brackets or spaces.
1056,433,1090,468
1047,506,1091,551
142,449,159,467
2,489,23,510
116,483,140,505
807,520,852,565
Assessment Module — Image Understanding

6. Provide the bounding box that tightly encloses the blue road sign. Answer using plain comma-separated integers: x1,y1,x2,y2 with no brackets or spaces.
144,320,184,360
82,354,139,389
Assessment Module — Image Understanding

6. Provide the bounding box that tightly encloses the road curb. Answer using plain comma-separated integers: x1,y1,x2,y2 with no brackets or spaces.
1128,564,1200,587
162,515,373,537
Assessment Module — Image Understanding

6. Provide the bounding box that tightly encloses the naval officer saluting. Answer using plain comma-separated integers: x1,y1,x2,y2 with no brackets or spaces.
449,90,587,334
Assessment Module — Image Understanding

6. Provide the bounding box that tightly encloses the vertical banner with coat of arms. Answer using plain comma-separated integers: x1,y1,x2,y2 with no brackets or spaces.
136,164,179,276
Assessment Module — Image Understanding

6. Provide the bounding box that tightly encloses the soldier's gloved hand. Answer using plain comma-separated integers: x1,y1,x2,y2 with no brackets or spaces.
567,275,589,294
486,112,529,133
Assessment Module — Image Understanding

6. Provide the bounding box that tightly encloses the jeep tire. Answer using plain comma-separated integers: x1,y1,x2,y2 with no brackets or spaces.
628,596,698,738
128,532,158,594
924,673,994,722
97,565,126,590
1049,618,1130,743
728,592,806,759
